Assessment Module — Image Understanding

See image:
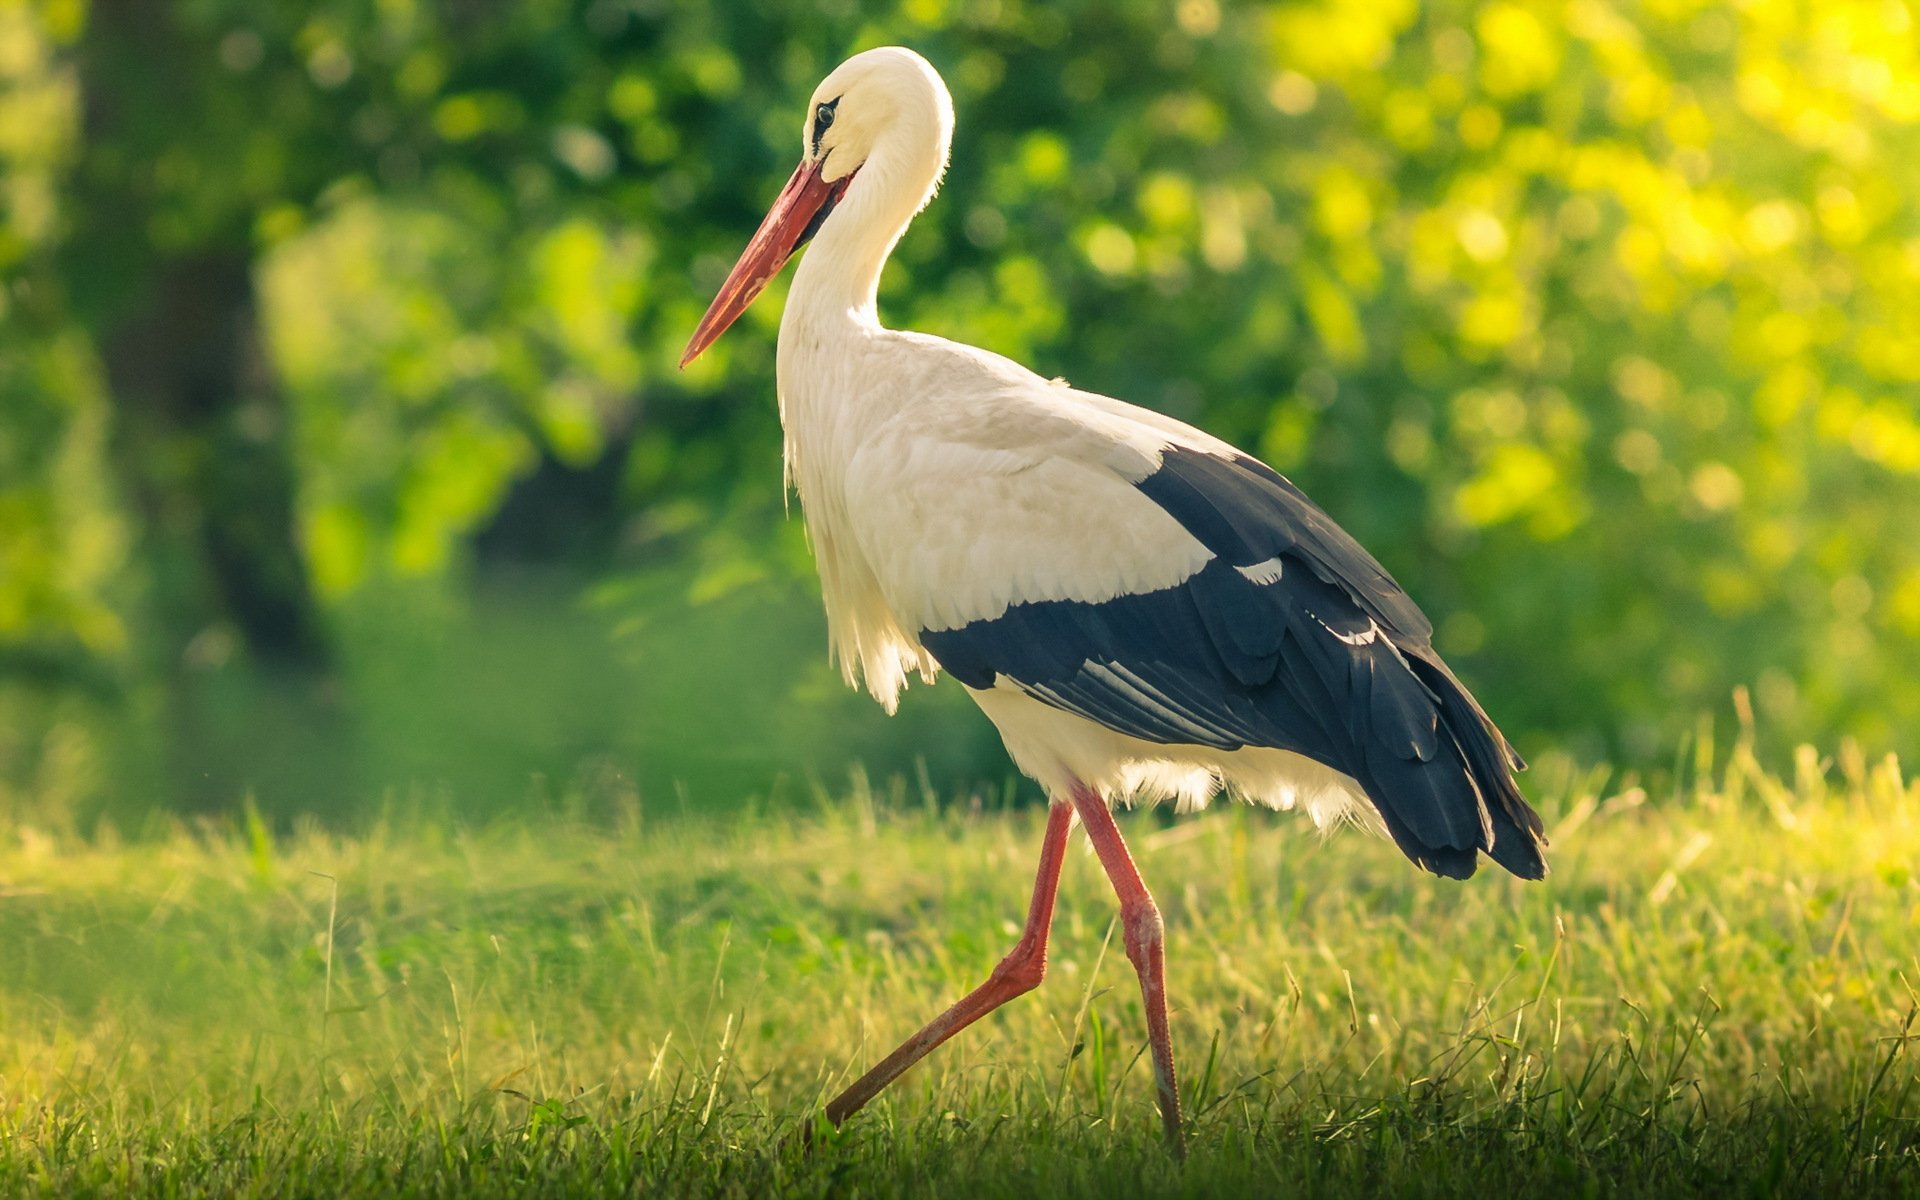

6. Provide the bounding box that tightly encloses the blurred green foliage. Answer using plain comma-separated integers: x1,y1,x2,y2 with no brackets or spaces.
2,0,1918,822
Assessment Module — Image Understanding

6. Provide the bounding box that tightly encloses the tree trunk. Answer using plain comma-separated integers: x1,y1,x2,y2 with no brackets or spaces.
60,0,359,814
96,251,327,674
91,250,352,815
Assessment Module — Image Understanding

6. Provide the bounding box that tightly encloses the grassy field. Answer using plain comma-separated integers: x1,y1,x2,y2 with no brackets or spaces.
2,735,1917,1197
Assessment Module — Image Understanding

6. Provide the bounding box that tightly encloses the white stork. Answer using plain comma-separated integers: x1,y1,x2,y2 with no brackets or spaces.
680,46,1547,1152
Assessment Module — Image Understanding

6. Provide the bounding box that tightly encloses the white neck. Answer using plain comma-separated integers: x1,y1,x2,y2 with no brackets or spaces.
760,47,963,707
772,134,950,714
783,133,946,337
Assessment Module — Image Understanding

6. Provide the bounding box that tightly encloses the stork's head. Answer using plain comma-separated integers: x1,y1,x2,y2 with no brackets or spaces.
680,47,954,367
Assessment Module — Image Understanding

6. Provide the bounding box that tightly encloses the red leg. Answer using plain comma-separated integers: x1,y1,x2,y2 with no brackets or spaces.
825,800,1076,1126
1069,784,1185,1155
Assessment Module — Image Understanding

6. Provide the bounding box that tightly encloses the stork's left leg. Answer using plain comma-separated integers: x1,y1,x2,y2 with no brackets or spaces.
1069,784,1185,1155
822,799,1076,1128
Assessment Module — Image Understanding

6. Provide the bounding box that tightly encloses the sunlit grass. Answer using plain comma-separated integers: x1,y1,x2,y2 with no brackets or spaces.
2,737,1917,1196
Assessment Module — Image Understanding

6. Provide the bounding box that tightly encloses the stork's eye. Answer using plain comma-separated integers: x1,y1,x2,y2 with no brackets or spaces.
812,98,840,149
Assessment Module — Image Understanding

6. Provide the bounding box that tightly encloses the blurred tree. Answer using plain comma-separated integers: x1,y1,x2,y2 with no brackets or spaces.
48,0,355,809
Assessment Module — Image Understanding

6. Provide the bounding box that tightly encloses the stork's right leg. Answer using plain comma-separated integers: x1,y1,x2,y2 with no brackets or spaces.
823,800,1075,1126
1069,784,1186,1156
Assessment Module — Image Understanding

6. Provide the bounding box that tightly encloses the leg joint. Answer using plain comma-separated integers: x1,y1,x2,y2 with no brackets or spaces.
1121,897,1164,960
989,939,1047,995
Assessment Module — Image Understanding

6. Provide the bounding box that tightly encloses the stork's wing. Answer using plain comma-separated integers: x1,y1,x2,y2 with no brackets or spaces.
909,443,1546,881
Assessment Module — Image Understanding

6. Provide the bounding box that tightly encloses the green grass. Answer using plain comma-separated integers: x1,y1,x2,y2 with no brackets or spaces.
2,737,1917,1197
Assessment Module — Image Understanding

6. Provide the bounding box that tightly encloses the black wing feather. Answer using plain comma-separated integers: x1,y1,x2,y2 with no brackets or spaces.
921,447,1546,881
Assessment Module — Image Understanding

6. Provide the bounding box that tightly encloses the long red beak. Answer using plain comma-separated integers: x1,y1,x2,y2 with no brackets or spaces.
680,159,854,368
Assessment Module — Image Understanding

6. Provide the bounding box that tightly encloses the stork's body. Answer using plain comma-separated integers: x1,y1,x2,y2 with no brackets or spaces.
683,47,1547,1152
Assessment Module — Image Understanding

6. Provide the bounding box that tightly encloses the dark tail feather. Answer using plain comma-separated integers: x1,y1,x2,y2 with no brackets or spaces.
1409,654,1548,880
1369,794,1481,880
